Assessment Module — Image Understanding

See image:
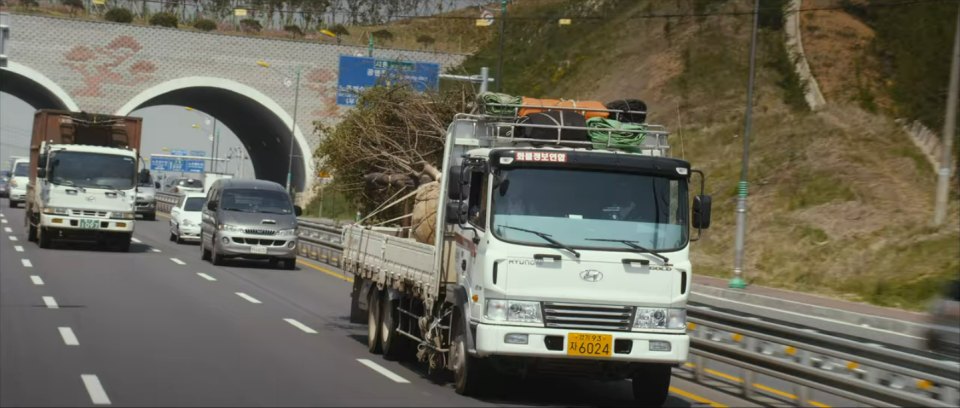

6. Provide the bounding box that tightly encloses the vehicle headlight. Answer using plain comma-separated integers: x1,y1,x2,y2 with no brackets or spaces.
485,299,543,324
110,211,135,220
634,308,686,330
219,224,243,232
42,207,70,215
278,228,297,237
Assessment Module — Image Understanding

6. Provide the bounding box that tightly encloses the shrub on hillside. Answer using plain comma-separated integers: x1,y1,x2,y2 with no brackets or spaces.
240,18,262,33
193,18,217,32
104,8,133,23
149,12,178,28
284,24,304,37
62,0,84,14
416,34,435,49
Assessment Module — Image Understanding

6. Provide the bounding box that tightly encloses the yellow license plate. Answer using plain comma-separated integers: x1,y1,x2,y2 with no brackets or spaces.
567,332,612,357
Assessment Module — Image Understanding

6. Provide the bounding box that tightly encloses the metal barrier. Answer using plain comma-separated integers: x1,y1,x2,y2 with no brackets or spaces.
155,192,181,214
293,218,960,407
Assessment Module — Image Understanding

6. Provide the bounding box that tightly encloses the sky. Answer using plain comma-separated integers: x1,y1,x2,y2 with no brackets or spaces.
0,92,256,181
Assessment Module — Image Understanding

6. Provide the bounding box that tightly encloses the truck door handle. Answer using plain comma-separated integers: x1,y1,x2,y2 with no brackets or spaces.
622,258,650,266
533,254,561,262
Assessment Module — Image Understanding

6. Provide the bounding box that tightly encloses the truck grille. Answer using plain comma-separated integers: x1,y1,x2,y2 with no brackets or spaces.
244,229,276,236
542,302,634,332
233,238,285,246
70,209,108,217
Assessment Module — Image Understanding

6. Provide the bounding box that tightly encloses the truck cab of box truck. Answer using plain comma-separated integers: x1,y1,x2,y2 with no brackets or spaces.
436,115,711,403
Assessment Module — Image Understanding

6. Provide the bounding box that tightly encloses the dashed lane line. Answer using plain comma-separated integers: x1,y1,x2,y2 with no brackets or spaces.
1,218,7,224
3,227,11,232
30,275,44,286
14,245,23,252
21,259,32,268
80,374,111,405
357,359,411,384
131,237,142,244
283,318,318,334
197,273,217,281
42,296,59,309
151,248,162,253
58,327,79,346
8,235,17,241
235,292,262,304
170,258,185,265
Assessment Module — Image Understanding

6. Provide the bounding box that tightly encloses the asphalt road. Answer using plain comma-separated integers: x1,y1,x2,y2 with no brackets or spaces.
0,199,759,407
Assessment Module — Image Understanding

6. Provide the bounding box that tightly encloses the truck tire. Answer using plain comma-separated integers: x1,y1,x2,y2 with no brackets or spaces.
113,237,131,252
144,212,156,221
349,279,365,324
452,316,487,396
632,364,672,407
367,289,382,354
38,227,52,249
380,293,409,361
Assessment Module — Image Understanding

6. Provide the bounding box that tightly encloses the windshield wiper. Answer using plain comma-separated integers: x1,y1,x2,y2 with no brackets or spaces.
585,238,670,264
222,207,252,212
497,225,580,258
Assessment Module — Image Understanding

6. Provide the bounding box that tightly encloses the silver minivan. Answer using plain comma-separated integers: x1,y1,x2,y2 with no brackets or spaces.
200,179,302,269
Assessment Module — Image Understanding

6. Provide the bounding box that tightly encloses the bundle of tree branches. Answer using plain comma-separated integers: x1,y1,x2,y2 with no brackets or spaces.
314,83,474,226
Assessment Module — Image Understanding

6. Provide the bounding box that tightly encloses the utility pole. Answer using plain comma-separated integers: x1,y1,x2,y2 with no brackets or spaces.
730,0,761,290
287,69,301,198
934,6,960,226
496,0,506,92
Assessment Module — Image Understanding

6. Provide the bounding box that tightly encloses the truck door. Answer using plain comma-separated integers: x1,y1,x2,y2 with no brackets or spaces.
456,167,490,316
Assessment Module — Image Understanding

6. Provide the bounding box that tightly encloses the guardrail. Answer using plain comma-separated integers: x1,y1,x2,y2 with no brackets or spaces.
155,191,180,214
293,218,960,407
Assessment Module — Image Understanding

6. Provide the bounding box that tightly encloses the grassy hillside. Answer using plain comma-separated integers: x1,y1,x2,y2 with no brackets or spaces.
458,0,959,309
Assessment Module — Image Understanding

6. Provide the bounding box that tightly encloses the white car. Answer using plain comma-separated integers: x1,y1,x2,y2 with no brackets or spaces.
8,159,29,208
169,192,206,244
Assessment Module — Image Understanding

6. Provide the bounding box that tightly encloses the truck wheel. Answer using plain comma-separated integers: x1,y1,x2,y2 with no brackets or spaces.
380,293,409,361
144,212,156,221
349,279,365,324
211,240,224,266
367,289,383,354
632,364,672,407
201,233,211,260
38,227,52,249
452,319,487,396
113,237,131,252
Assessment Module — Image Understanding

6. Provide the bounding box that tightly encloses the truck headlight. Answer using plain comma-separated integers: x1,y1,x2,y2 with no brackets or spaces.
634,308,686,330
42,207,69,215
110,211,135,220
485,300,543,324
278,228,297,237
219,224,243,233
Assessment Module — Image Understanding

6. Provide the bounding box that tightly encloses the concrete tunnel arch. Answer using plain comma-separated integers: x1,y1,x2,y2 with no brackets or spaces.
116,77,315,196
0,62,81,111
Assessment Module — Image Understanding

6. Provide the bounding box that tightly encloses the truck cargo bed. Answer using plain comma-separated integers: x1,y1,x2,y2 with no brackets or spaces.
341,225,441,298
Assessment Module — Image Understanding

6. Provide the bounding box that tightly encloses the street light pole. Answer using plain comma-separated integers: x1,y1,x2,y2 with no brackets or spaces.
933,6,960,226
496,0,507,92
286,69,301,197
730,0,761,290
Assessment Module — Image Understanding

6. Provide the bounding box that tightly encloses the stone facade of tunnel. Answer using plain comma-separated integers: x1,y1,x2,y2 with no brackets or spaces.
3,13,466,156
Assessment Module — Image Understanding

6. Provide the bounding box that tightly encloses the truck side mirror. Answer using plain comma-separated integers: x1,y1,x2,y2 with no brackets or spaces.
692,195,712,229
445,200,467,224
294,206,303,216
447,165,466,200
37,168,46,179
207,200,218,211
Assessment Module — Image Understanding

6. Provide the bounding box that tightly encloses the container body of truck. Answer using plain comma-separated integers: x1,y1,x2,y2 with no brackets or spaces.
340,100,712,406
24,110,143,251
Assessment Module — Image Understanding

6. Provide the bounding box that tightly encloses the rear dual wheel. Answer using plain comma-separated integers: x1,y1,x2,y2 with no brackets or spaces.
380,293,413,361
367,289,382,354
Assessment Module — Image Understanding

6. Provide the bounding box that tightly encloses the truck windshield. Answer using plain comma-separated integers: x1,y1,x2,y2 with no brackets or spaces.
491,167,688,251
48,151,136,190
13,163,28,177
221,189,293,215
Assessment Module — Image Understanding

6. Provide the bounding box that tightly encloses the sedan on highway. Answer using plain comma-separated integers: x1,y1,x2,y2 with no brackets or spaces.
164,177,204,194
0,170,9,198
169,192,206,244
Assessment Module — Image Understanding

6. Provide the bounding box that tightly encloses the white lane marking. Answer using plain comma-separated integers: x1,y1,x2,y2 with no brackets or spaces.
283,318,317,334
30,275,44,286
59,327,79,346
151,248,161,253
80,374,111,405
14,245,24,252
131,237,142,244
357,359,411,383
1,219,7,224
197,273,217,281
3,227,11,232
170,258,185,265
235,292,262,304
21,259,33,268
43,296,59,309
0,212,4,217
8,236,17,241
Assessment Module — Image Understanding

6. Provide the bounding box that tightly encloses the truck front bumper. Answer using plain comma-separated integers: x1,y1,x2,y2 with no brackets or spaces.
40,213,135,233
474,323,689,365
